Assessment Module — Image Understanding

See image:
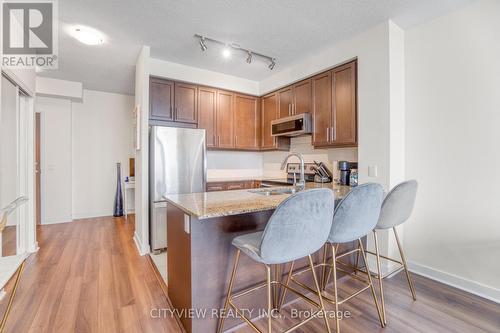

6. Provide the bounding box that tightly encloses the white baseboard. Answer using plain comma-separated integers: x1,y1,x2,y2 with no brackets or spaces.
408,261,500,304
72,211,113,220
133,232,148,256
42,217,73,225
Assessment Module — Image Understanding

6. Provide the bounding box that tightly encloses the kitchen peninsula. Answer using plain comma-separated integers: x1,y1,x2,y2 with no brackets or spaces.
164,183,351,333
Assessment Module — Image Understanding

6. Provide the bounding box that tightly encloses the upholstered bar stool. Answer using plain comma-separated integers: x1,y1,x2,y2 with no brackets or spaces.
281,183,385,332
358,180,418,325
217,188,335,333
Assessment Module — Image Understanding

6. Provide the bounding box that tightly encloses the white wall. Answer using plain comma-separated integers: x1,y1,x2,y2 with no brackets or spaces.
134,46,151,255
37,97,73,224
405,0,500,301
150,58,259,95
72,90,134,219
37,89,134,223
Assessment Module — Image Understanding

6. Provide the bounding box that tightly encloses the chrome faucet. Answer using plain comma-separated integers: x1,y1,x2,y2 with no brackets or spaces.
281,152,305,191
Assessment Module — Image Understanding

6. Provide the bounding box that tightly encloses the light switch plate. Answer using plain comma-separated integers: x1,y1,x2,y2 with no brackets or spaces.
184,214,190,234
368,165,378,177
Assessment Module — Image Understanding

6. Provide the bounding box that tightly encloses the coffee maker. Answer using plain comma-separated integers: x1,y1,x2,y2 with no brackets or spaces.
338,161,358,186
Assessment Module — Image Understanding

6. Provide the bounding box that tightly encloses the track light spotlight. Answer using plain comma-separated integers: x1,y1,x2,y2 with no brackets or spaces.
222,46,231,58
199,37,208,51
268,58,276,70
246,51,252,64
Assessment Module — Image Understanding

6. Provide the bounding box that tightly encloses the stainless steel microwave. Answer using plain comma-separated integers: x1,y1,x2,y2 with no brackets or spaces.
271,113,312,137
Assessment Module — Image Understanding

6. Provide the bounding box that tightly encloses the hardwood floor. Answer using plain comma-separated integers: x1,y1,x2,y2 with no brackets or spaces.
0,216,182,333
1,216,499,333
1,225,16,256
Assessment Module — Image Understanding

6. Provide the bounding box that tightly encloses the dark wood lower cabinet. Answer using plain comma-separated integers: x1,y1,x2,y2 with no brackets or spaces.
206,180,261,192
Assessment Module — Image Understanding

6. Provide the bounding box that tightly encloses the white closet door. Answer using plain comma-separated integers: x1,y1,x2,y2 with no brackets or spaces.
1,76,19,227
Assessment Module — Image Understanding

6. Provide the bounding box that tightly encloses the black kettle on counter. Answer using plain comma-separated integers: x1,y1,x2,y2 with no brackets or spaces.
338,161,358,186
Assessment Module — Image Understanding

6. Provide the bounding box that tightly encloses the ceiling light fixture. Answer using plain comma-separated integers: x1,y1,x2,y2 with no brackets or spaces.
199,37,207,51
194,34,276,70
72,27,104,45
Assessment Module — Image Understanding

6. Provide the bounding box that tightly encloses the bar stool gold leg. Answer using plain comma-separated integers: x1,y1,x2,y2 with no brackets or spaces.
321,245,328,290
266,265,272,333
373,230,386,325
354,242,360,275
393,227,417,301
217,250,241,333
278,261,295,311
308,255,331,333
358,239,385,327
330,244,340,333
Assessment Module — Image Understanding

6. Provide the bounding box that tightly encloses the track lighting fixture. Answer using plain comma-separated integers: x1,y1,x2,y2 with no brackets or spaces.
194,34,276,70
199,37,207,51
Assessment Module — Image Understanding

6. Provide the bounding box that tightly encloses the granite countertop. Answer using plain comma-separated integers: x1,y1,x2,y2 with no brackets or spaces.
164,183,351,220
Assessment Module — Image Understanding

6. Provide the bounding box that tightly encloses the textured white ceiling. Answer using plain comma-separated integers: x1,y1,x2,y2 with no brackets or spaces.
38,0,476,95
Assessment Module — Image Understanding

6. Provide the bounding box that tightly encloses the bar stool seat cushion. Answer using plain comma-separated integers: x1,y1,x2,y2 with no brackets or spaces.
232,231,264,263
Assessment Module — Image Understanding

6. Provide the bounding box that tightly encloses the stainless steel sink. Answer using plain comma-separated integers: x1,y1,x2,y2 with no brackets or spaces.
249,187,297,196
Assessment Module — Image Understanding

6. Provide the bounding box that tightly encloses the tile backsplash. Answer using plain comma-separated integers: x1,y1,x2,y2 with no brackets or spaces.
206,136,358,181
262,136,358,179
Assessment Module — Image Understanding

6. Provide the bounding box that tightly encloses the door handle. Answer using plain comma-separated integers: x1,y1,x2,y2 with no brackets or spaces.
326,127,329,142
331,126,336,141
288,104,291,116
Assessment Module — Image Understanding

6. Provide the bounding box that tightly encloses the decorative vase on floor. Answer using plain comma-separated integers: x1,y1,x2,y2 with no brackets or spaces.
113,163,124,217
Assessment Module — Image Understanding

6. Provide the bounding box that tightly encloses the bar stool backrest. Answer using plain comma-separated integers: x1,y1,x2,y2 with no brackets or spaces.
259,188,335,264
376,180,418,229
328,183,383,244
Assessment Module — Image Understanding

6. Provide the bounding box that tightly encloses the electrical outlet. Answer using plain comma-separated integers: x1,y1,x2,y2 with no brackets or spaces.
368,165,378,177
184,214,190,234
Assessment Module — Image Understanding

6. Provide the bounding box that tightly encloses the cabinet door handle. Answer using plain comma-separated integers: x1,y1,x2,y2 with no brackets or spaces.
331,126,336,141
218,135,221,146
326,127,329,142
292,104,295,115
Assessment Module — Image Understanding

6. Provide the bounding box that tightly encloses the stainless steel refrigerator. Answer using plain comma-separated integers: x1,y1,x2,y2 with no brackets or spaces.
149,126,206,251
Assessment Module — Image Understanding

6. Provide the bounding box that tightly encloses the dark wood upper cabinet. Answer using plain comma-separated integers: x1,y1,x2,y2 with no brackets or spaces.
197,87,217,148
216,90,234,148
174,82,197,124
331,61,357,146
293,79,312,115
261,93,278,149
150,78,174,121
261,93,291,151
234,94,260,149
278,86,293,118
312,71,332,146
